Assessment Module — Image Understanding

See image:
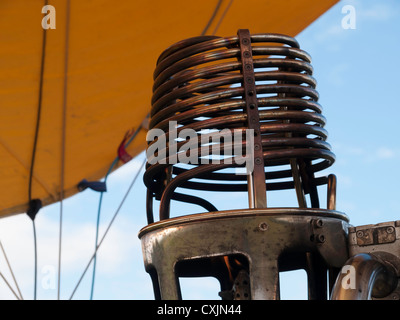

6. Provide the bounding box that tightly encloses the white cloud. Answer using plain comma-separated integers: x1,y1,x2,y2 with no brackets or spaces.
334,142,366,156
335,143,397,163
0,213,142,299
376,147,395,159
363,146,398,163
358,3,398,21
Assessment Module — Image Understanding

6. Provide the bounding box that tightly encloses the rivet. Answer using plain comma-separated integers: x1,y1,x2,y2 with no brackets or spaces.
259,222,268,231
316,234,326,243
313,219,323,228
356,230,364,238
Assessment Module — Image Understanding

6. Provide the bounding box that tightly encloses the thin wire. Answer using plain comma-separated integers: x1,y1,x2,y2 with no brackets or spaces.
89,158,117,300
201,0,223,35
89,124,144,300
89,194,103,300
70,157,146,300
32,220,38,300
211,0,234,35
29,3,47,202
28,0,48,301
0,241,23,300
58,0,71,301
0,271,20,300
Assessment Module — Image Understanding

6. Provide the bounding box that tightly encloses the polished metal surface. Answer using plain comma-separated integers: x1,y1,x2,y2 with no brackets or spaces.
331,253,398,300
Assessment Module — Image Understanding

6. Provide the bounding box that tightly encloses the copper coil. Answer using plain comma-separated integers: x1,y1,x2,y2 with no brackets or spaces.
144,32,335,222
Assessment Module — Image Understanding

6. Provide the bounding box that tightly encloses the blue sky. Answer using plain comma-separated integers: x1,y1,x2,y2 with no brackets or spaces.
0,0,400,300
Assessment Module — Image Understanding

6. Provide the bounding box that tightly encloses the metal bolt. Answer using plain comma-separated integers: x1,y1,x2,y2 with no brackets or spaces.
259,222,268,231
254,144,260,151
243,51,251,58
246,77,253,84
316,234,326,243
242,38,250,45
387,226,395,234
313,219,323,228
356,230,364,238
255,158,262,165
392,293,399,300
245,64,252,71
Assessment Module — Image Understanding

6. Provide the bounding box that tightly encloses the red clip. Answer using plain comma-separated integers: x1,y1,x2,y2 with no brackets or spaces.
118,130,134,163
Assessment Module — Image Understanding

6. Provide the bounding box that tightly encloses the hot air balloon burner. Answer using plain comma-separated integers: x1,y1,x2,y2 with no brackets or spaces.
140,29,352,300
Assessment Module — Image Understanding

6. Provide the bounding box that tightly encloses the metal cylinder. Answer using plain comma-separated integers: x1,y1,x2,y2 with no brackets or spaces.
331,253,398,300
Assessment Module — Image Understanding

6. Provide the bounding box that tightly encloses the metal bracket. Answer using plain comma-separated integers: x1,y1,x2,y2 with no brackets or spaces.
237,29,266,209
349,221,400,249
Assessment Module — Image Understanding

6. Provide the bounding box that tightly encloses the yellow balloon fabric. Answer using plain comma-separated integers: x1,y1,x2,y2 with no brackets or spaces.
0,0,338,217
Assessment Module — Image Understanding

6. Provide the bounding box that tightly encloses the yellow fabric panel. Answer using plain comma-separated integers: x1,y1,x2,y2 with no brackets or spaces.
0,0,338,217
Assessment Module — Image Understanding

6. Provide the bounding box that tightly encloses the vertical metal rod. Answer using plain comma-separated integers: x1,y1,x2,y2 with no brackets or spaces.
247,173,255,209
327,174,337,210
290,156,306,208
